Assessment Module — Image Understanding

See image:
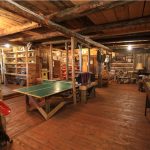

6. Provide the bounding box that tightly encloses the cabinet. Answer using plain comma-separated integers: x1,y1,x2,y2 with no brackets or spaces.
3,46,36,85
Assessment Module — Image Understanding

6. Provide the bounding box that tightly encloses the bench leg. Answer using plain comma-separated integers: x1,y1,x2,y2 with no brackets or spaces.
80,90,87,103
145,95,149,116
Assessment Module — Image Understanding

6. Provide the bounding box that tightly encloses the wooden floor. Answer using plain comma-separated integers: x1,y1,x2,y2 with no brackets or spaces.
3,83,150,150
1,84,22,99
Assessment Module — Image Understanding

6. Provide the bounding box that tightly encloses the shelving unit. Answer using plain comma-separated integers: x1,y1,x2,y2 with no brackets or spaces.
111,53,134,72
61,50,79,80
111,62,134,71
3,46,37,86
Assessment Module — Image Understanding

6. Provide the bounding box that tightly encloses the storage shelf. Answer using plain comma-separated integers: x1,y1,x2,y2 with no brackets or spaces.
112,62,133,64
6,67,16,69
5,57,16,58
5,73,27,77
17,51,26,53
5,52,15,54
17,67,26,68
5,63,16,65
5,73,16,76
4,46,36,84
17,74,27,77
28,50,35,52
17,56,26,58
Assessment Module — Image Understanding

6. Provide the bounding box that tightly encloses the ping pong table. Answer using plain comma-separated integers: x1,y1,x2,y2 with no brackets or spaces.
14,80,75,120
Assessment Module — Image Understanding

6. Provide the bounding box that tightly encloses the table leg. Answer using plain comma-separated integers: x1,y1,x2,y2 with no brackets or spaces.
93,86,96,97
25,95,30,112
45,98,50,113
80,90,87,103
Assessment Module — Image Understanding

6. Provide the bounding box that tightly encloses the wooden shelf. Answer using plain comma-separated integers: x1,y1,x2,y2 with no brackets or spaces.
28,50,35,52
16,74,27,77
17,62,26,64
5,63,16,65
5,57,16,58
17,51,26,53
5,73,16,76
17,56,26,58
6,67,16,69
3,46,37,85
17,67,26,68
5,52,16,54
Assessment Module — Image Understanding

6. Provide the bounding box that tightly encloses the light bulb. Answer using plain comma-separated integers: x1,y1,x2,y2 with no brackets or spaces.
4,43,10,48
127,45,132,51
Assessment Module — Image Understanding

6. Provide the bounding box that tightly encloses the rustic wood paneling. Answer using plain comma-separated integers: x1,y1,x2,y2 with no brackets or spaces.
87,12,108,25
128,1,145,19
70,0,90,5
143,1,150,16
102,23,150,37
102,9,117,23
114,4,129,21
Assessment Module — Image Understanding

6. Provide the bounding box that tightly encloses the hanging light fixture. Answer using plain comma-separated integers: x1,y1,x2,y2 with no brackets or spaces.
4,43,10,48
127,45,132,51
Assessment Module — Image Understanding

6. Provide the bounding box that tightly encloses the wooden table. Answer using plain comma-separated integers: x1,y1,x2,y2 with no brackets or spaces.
14,80,76,120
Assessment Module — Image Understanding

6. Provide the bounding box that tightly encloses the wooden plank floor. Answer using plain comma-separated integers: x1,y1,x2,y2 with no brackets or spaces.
3,83,150,150
1,84,22,99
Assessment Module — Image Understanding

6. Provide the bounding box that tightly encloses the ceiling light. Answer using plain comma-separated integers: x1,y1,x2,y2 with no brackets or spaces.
4,43,10,48
127,45,132,51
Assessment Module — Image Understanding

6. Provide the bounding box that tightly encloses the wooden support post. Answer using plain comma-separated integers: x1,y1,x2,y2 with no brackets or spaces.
78,44,82,72
49,44,53,80
1,48,4,84
26,44,29,86
71,37,77,105
98,49,102,88
88,47,90,72
65,42,69,80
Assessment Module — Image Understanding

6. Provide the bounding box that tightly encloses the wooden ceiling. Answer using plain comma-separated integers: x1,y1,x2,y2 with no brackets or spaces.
0,0,150,51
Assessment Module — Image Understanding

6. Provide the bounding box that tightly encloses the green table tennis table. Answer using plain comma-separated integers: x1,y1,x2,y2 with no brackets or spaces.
14,80,75,120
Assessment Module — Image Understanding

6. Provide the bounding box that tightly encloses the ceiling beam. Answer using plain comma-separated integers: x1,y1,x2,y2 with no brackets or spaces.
16,32,64,42
103,40,150,46
0,22,40,37
48,1,133,22
112,48,150,52
5,16,150,43
0,0,109,50
42,40,70,45
96,32,150,43
0,0,133,38
89,30,150,41
3,16,150,41
109,44,150,48
79,16,150,35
